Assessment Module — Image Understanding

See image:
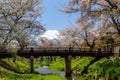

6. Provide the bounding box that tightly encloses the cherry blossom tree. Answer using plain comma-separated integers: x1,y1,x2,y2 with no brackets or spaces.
0,0,45,50
60,0,120,36
60,25,99,50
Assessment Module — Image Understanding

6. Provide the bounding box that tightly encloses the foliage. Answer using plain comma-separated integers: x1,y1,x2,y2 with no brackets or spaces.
34,59,53,68
100,35,114,47
49,57,94,74
72,57,94,75
0,58,29,73
48,57,120,80
0,66,14,74
0,58,64,80
0,73,65,80
0,56,120,80
86,58,120,80
115,37,120,43
49,58,65,71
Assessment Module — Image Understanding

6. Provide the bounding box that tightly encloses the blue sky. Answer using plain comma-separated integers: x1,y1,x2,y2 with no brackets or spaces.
41,0,77,31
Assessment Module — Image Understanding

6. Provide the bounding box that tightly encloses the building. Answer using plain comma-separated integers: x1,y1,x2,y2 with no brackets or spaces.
113,42,120,54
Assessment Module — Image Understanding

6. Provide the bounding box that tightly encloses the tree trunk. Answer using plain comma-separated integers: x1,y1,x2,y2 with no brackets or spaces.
65,55,72,80
13,55,16,63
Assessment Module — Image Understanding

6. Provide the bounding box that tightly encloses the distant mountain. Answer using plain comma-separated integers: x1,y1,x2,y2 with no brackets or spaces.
51,38,59,46
35,30,60,40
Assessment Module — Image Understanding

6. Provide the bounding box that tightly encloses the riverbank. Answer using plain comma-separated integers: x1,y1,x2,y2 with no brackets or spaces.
0,58,65,80
0,57,120,80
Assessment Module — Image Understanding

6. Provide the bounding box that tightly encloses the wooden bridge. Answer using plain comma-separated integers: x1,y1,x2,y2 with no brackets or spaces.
18,47,113,80
17,47,113,58
0,47,114,80
0,50,13,58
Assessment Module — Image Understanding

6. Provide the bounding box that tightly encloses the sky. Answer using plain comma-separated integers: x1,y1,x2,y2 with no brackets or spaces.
41,0,77,31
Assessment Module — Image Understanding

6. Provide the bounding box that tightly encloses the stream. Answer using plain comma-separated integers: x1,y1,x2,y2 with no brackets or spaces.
35,66,77,80
34,66,65,77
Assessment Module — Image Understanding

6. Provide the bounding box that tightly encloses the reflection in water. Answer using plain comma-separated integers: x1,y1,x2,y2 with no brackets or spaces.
35,66,78,80
35,66,65,76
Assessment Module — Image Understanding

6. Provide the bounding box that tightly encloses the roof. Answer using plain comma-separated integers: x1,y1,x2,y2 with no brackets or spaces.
113,42,120,47
106,27,118,34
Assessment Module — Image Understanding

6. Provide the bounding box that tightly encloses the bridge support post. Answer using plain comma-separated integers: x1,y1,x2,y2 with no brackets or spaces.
30,47,34,73
65,55,72,80
30,56,34,73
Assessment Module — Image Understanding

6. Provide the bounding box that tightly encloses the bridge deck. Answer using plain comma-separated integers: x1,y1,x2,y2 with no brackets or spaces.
0,47,113,58
0,53,13,58
17,48,113,58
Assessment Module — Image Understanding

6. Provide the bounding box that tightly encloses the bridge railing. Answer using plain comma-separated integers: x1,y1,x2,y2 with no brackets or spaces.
18,47,113,54
0,47,113,59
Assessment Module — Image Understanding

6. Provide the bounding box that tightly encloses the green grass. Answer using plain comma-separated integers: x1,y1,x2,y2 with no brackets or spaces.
49,57,120,80
86,57,120,79
49,57,94,73
0,58,65,80
0,58,29,73
49,58,65,71
72,57,94,73
0,73,65,80
0,66,14,74
0,57,120,80
34,60,53,68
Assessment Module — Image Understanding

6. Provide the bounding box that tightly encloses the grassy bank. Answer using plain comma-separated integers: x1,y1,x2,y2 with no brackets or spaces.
0,57,120,80
0,58,65,80
49,57,120,80
0,73,64,80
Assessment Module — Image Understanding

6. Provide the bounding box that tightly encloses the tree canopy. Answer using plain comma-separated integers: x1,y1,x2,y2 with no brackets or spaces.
61,0,120,36
0,0,45,50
